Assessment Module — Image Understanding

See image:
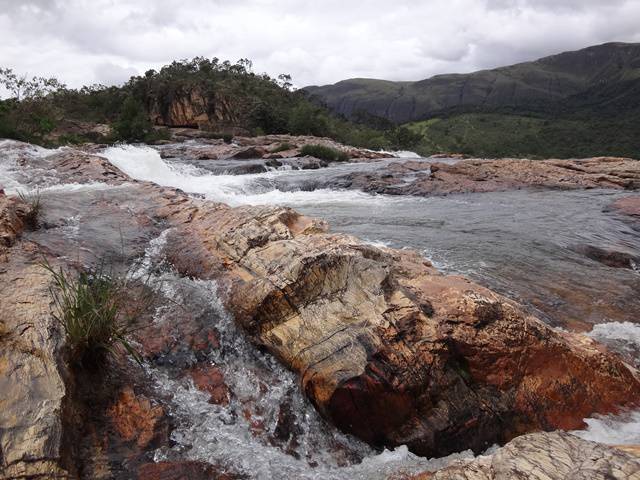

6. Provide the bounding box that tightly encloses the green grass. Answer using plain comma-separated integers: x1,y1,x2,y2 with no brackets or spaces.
300,144,349,162
18,189,41,230
42,259,151,368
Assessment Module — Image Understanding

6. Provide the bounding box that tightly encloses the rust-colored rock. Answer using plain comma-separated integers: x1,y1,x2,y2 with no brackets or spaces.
163,201,640,457
137,460,240,480
106,387,166,448
188,363,230,405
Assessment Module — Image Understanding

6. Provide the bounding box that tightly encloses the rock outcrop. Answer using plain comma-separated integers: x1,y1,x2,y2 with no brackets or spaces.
403,431,640,479
156,133,390,162
163,201,640,457
149,87,243,133
342,157,640,196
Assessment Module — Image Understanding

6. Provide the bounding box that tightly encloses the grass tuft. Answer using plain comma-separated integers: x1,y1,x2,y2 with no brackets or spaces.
42,258,151,368
270,142,293,153
18,189,41,230
299,144,349,162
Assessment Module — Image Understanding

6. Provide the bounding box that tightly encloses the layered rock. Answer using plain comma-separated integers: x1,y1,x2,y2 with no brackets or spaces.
403,431,640,479
149,87,243,133
0,231,69,478
343,157,640,196
163,201,640,457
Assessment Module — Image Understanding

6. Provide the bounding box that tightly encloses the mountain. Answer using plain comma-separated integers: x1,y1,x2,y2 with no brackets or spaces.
304,42,640,125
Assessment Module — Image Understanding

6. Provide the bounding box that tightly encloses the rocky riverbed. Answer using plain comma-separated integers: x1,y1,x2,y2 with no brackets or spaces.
1,138,640,479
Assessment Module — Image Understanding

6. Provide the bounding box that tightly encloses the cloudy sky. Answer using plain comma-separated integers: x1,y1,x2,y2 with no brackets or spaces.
1,0,639,89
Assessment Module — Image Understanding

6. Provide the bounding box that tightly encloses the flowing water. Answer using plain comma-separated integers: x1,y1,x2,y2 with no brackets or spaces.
2,140,640,478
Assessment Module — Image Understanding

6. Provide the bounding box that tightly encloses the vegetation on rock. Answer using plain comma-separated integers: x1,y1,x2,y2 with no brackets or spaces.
17,189,41,230
300,144,349,162
42,259,149,367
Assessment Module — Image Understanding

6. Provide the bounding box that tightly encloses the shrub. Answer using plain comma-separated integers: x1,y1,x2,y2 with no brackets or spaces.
112,96,153,142
42,259,150,368
300,144,349,162
18,189,41,230
270,142,293,153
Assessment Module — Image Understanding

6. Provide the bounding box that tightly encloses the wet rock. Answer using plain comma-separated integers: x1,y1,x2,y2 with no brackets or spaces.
106,387,168,449
0,192,27,249
282,156,329,170
573,244,640,269
403,431,640,479
225,146,268,160
608,196,640,232
137,460,242,480
187,363,230,405
163,202,640,457
610,196,640,218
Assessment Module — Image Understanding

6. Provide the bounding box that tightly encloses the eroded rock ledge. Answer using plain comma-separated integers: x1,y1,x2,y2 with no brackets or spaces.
343,157,640,196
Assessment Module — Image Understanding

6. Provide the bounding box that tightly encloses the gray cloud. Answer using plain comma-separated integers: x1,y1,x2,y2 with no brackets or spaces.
0,0,638,89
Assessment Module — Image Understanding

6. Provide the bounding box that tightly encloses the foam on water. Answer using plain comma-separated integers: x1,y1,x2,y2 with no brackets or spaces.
0,140,119,194
572,410,640,445
587,321,640,366
101,144,408,208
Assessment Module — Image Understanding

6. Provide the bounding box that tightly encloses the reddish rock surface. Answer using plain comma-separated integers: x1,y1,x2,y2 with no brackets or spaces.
188,363,230,405
137,460,241,480
106,387,167,448
156,133,390,162
610,195,640,218
3,141,640,476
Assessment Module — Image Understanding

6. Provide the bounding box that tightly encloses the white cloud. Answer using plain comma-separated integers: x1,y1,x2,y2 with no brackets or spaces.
0,0,638,88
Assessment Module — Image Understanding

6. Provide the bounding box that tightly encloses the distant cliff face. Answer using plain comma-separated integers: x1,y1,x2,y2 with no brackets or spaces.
148,87,244,133
304,42,640,124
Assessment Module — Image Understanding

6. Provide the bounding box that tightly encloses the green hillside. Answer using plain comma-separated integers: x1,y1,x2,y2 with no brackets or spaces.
306,42,640,158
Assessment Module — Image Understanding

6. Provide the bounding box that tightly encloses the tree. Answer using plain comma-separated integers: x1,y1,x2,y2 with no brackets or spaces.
112,96,153,142
0,68,65,101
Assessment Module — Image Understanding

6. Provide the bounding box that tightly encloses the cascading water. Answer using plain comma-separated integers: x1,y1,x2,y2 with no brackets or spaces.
133,231,474,479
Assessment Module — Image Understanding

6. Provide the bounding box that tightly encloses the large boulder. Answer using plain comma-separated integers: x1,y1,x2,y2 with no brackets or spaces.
163,202,640,457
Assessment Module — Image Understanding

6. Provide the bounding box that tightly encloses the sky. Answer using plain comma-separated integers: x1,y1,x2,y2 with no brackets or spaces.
1,0,639,89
